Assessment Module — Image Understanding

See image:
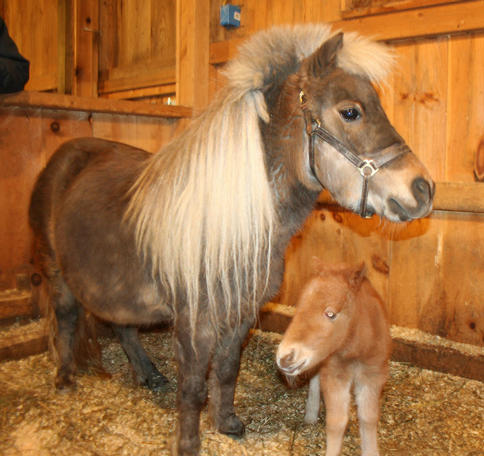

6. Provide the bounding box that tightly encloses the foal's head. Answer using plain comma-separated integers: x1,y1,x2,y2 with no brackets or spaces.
276,262,365,377
288,32,434,221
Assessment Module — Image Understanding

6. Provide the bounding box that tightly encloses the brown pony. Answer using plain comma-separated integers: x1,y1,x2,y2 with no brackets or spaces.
29,25,433,455
277,261,392,456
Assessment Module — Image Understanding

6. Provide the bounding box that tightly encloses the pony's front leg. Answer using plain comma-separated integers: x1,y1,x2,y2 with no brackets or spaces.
354,374,386,456
173,317,214,456
321,369,352,456
208,319,252,437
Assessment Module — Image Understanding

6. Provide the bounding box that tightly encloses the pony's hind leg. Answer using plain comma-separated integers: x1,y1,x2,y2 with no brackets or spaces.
208,319,252,437
49,277,80,390
111,325,169,391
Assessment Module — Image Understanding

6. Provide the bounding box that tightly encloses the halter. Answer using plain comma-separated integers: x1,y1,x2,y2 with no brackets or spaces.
299,90,409,218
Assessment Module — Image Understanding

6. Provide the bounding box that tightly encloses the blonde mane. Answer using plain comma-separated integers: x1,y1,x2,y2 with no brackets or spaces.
125,24,394,334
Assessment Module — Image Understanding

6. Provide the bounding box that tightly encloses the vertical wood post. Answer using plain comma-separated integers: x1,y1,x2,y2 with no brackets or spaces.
176,0,210,111
70,0,99,97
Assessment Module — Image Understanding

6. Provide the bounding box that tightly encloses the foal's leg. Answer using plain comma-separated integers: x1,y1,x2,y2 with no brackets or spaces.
208,319,252,437
304,373,321,424
112,325,169,391
354,373,386,456
173,315,214,456
320,369,352,456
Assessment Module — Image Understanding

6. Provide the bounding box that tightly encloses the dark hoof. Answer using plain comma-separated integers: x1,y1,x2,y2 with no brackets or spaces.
146,370,170,392
218,414,245,438
55,373,76,392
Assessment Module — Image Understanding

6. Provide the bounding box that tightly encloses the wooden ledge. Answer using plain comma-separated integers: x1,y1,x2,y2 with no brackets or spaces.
0,91,192,119
317,182,484,214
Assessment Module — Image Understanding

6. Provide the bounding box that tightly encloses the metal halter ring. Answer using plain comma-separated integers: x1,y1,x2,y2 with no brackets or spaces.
358,160,379,178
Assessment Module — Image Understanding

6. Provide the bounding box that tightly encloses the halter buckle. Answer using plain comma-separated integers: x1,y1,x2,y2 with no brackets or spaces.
358,160,379,178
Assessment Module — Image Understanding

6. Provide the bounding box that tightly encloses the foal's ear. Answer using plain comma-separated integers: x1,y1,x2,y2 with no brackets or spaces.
347,262,366,288
302,32,344,78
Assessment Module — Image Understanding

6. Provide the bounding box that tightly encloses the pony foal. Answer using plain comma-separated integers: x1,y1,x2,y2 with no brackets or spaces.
277,261,392,456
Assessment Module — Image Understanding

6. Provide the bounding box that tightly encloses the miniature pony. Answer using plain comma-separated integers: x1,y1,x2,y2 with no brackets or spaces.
277,261,392,456
30,24,430,455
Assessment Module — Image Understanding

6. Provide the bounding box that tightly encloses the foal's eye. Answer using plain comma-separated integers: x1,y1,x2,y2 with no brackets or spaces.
324,309,337,320
339,107,361,122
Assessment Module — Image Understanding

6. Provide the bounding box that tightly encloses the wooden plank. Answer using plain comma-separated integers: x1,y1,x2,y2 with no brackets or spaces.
0,91,192,119
433,182,484,212
391,336,484,382
342,0,468,19
71,0,99,97
333,1,484,41
176,0,210,110
447,33,484,182
102,84,176,101
318,182,484,214
99,64,176,94
258,303,484,381
0,291,32,320
0,320,48,361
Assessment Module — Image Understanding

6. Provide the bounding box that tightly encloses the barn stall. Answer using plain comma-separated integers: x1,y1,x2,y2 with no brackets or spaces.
0,0,483,455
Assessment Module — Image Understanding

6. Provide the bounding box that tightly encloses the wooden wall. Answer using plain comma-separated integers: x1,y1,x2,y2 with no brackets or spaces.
0,1,482,345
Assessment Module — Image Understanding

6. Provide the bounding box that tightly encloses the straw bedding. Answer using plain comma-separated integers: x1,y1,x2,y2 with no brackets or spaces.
0,326,482,455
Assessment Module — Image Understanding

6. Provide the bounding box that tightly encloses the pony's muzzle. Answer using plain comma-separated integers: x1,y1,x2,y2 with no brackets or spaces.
276,346,308,376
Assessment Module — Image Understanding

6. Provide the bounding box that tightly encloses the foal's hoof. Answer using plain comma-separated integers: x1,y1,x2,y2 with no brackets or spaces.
218,414,245,438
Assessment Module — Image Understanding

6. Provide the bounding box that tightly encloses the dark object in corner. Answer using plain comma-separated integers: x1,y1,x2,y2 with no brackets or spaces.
0,17,30,93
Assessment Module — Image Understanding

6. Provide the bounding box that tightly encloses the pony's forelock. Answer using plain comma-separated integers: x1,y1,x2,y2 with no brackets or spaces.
224,24,395,95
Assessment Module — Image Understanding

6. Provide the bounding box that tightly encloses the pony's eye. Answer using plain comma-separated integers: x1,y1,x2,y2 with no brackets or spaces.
324,309,337,320
339,107,361,122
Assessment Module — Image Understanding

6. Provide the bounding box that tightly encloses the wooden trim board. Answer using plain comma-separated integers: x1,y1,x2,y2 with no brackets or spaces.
0,91,192,119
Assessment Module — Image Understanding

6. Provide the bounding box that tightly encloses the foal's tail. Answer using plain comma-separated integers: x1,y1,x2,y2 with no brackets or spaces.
29,138,110,381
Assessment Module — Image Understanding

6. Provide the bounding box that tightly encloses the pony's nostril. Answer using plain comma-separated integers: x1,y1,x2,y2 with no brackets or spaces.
412,177,432,202
278,350,295,369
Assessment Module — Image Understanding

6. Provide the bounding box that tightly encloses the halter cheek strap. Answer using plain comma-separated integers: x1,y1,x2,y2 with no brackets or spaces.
299,90,409,218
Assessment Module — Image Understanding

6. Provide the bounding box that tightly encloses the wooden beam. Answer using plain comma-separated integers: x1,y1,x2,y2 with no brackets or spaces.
99,65,176,95
258,303,484,382
176,0,210,110
0,91,192,119
0,290,32,320
102,84,176,101
317,182,484,214
341,0,464,19
433,181,484,213
0,320,48,361
71,0,99,97
333,0,484,41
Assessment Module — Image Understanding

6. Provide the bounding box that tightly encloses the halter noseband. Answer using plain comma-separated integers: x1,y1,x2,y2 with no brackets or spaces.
299,90,408,218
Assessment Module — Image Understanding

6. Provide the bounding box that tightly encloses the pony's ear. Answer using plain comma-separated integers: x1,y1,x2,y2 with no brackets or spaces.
302,32,344,78
347,262,366,289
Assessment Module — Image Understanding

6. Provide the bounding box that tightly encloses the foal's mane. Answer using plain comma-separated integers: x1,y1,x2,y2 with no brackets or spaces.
126,24,394,334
